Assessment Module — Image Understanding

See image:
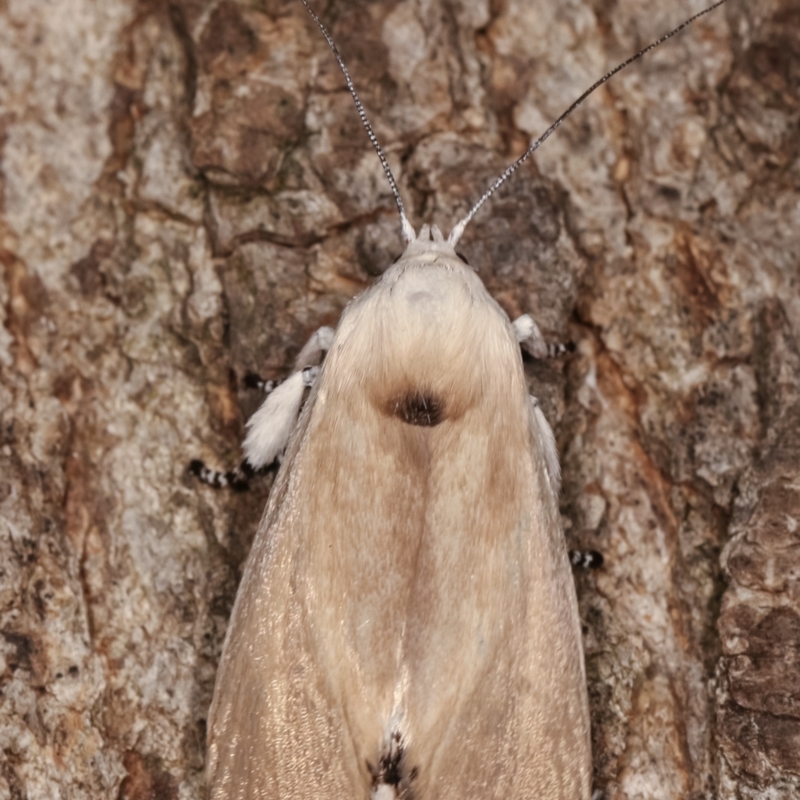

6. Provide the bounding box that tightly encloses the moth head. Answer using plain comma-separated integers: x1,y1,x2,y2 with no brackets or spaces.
401,224,456,260
388,224,472,273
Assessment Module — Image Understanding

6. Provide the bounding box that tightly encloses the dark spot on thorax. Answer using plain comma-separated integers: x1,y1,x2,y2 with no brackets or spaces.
389,390,445,427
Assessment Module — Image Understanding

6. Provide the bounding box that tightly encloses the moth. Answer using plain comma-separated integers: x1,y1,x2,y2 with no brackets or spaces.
201,1,731,797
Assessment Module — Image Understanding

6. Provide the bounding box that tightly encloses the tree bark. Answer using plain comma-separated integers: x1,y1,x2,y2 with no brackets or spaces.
0,0,798,798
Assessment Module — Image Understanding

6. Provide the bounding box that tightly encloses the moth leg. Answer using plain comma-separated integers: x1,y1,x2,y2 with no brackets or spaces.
189,457,274,492
189,373,285,491
569,549,604,569
190,327,334,491
512,314,574,359
293,325,335,370
242,325,333,394
242,365,319,470
242,372,279,394
191,366,321,490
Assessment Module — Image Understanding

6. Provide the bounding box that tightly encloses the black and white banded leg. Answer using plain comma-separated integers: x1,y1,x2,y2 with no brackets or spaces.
243,372,279,394
569,549,604,569
190,327,334,491
189,372,289,490
189,457,274,492
242,365,319,470
243,326,335,395
190,365,320,491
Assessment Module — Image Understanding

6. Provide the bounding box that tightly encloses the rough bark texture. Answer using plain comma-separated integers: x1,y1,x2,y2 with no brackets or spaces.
0,0,798,798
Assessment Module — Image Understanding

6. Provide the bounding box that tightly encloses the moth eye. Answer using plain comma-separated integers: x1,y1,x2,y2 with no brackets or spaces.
456,251,470,265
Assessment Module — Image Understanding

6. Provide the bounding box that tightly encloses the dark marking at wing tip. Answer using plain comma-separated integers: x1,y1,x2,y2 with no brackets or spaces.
369,731,418,798
383,731,403,786
390,390,445,427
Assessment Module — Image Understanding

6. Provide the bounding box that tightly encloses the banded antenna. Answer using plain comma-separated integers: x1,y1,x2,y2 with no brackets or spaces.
300,0,732,248
299,0,416,243
448,0,732,246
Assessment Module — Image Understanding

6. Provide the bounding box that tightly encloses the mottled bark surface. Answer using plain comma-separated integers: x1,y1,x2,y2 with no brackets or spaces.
0,0,798,798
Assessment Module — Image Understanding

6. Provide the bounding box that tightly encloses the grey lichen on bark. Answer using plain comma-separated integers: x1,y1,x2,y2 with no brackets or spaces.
0,0,798,798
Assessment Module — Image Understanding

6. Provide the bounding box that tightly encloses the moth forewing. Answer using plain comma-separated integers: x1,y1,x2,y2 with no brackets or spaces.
206,1,733,796
207,231,591,798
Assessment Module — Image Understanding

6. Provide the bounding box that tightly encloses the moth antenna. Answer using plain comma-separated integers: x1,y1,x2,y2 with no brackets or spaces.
448,0,731,246
299,0,416,243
